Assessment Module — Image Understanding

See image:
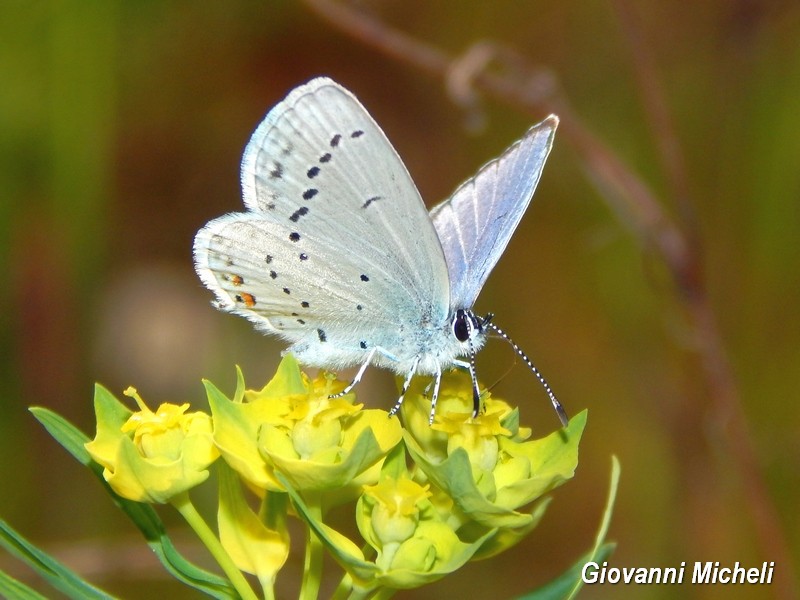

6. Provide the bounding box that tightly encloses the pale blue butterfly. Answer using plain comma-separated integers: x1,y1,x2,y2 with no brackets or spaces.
194,77,567,426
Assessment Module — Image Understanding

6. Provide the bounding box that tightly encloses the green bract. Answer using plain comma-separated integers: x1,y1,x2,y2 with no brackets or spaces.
217,463,289,592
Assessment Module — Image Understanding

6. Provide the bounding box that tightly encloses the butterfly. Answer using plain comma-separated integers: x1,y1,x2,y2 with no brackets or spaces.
194,77,567,426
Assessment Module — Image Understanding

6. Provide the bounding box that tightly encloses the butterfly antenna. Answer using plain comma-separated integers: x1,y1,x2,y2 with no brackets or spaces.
485,321,569,427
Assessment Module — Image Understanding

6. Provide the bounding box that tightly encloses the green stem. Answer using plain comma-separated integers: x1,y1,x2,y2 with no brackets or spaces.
171,492,258,600
299,493,324,600
261,579,276,600
366,588,395,600
345,584,389,600
261,490,288,532
331,573,353,600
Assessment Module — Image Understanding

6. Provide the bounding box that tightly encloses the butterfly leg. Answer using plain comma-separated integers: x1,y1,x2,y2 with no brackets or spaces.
329,347,377,398
427,367,443,425
451,359,481,418
387,356,420,418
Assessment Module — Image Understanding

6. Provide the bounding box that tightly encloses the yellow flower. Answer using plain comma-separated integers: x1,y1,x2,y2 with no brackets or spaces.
433,406,511,473
362,478,431,546
207,355,403,502
400,372,520,462
85,386,218,504
403,370,586,535
284,452,497,591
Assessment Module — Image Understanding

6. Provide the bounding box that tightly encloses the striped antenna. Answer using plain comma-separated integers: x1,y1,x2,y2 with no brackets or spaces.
485,320,568,427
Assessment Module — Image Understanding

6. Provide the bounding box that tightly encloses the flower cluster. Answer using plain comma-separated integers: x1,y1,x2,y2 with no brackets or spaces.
84,355,585,598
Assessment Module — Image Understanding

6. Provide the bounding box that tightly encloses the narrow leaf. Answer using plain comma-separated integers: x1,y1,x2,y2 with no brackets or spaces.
0,569,50,600
515,543,616,600
515,455,621,600
0,519,114,599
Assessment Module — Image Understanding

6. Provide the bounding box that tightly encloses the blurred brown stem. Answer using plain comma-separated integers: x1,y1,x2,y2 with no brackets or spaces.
611,3,796,599
303,0,796,597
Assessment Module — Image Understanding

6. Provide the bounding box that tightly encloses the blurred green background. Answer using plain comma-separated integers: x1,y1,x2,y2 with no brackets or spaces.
1,2,798,599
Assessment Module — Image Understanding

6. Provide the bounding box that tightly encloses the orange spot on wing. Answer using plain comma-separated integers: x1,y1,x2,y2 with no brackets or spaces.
236,292,256,307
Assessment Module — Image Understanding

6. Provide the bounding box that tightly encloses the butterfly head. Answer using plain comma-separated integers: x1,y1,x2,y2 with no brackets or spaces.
451,309,488,351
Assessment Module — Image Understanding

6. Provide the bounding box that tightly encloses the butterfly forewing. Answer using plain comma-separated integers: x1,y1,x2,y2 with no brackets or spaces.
194,78,451,368
429,116,558,310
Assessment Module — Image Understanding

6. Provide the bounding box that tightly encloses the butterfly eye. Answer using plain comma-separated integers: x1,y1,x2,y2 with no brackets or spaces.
453,309,471,342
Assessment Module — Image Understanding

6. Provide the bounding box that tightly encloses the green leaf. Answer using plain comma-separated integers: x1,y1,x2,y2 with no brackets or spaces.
0,519,114,599
29,407,237,599
515,455,621,600
514,543,616,600
29,406,95,467
0,568,50,600
379,442,408,480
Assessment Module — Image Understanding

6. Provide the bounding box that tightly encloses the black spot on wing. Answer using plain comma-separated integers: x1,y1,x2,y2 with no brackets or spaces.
264,190,279,210
301,301,310,308
362,196,382,209
307,166,320,178
317,329,327,342
330,134,341,147
289,207,309,222
359,341,367,349
269,270,277,279
289,232,300,242
303,189,318,200
320,152,331,163
299,253,308,261
269,162,283,179
360,274,369,282
351,130,364,138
